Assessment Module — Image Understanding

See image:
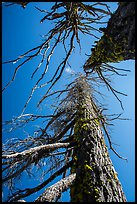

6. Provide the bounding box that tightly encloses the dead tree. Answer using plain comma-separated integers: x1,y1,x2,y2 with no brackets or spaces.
2,75,127,202
83,2,135,109
2,2,133,202
69,76,126,202
2,2,111,114
84,2,135,72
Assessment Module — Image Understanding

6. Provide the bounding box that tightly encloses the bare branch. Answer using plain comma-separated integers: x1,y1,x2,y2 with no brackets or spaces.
3,2,111,112
101,120,128,161
35,173,76,202
2,142,71,160
16,200,26,202
7,160,73,202
96,69,126,110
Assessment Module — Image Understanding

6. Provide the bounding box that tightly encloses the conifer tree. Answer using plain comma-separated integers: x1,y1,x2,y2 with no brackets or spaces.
2,75,128,202
2,2,134,202
69,76,126,202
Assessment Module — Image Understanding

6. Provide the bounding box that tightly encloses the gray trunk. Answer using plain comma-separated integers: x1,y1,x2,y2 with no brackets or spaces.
84,2,135,72
70,78,126,202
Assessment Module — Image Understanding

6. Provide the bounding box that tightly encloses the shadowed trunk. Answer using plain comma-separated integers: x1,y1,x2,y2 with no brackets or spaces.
70,77,126,202
84,2,135,72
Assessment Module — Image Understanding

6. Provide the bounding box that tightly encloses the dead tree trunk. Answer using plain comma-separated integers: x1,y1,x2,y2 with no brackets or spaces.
70,77,126,202
84,2,135,73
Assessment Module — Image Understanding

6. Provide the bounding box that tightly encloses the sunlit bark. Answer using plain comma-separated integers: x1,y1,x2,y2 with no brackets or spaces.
2,2,133,201
84,2,135,73
35,173,76,202
70,77,126,202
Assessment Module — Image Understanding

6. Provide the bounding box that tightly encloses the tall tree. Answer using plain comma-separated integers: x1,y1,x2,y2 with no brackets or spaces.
2,2,134,202
84,2,135,71
2,2,111,113
83,2,135,110
2,75,127,202
69,76,126,202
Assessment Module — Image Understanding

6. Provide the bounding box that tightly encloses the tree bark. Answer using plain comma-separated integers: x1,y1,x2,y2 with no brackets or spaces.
84,2,135,73
35,173,76,202
70,77,126,202
2,142,70,159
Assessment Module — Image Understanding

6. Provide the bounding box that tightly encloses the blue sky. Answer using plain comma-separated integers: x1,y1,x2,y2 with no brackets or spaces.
2,2,135,202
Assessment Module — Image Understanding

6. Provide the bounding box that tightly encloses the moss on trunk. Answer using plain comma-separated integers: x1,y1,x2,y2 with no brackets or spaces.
70,78,126,202
84,2,135,72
